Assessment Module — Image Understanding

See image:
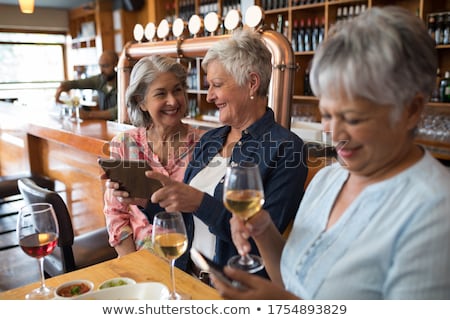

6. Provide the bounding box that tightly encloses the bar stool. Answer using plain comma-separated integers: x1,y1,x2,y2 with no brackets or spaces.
0,173,54,251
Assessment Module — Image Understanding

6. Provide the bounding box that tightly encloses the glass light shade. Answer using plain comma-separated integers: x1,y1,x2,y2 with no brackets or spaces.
188,15,202,36
204,12,220,33
144,22,156,41
19,0,34,14
157,19,170,39
245,5,264,28
133,24,144,42
224,9,241,31
172,18,185,38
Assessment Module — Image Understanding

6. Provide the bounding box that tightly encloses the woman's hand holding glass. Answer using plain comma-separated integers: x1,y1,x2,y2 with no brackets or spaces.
223,163,265,273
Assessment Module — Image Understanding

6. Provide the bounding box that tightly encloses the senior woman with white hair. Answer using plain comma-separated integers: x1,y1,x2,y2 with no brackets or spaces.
212,6,450,299
103,55,203,257
141,28,309,281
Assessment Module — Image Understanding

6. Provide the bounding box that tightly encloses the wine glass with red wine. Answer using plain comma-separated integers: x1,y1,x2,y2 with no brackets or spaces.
16,203,59,299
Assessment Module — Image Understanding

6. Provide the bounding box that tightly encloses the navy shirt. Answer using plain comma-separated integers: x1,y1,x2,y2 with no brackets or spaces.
169,108,309,272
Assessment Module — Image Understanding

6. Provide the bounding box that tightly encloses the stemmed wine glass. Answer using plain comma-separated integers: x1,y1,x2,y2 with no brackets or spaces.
223,163,265,273
70,96,83,123
16,203,59,300
152,211,189,300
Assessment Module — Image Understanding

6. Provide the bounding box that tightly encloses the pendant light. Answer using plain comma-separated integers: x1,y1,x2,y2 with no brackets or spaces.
18,0,35,14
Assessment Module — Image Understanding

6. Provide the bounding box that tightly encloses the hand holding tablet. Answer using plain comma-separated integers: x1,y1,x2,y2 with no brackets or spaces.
98,158,163,199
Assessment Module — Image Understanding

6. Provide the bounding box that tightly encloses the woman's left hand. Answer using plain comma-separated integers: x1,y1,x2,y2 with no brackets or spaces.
103,178,148,207
211,266,299,300
146,171,204,213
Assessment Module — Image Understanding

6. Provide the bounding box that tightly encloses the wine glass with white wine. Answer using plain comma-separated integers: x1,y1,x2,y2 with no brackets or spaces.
223,162,265,273
16,203,59,300
152,211,190,300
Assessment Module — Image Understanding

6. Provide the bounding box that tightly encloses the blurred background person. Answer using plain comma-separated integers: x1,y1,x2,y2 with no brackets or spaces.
103,55,203,257
55,50,118,121
212,6,450,299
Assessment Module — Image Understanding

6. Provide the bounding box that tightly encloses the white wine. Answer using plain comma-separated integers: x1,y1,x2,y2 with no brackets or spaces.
224,189,264,220
153,233,187,260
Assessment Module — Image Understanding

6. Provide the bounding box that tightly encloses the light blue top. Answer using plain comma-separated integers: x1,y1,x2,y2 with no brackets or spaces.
281,151,450,299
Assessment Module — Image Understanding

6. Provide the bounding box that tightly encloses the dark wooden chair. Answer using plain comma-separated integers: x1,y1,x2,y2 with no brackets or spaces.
0,173,54,251
17,178,117,277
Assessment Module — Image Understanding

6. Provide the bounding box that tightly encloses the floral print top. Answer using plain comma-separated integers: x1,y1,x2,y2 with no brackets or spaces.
103,125,203,250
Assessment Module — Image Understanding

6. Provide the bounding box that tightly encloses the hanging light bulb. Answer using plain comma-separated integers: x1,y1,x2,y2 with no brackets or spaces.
18,0,35,14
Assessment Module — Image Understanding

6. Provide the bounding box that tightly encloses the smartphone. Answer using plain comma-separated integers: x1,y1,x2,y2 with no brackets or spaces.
98,158,163,199
190,248,246,290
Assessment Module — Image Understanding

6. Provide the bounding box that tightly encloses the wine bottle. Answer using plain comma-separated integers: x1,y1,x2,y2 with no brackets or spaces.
304,18,312,52
292,19,299,52
439,71,450,102
435,14,444,45
298,19,305,52
444,13,450,45
428,14,436,41
318,17,325,46
312,17,319,51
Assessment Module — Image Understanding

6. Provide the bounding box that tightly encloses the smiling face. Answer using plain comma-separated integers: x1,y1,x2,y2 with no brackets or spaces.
140,72,187,128
205,60,254,129
320,95,421,179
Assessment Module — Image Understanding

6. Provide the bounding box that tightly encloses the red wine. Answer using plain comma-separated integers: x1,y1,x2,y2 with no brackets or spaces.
19,233,58,258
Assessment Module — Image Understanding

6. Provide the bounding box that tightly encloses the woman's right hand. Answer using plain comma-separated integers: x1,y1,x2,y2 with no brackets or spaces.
230,209,272,256
146,171,204,213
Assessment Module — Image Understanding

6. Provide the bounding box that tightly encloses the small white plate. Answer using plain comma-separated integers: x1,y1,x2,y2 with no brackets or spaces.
74,282,169,300
54,280,94,299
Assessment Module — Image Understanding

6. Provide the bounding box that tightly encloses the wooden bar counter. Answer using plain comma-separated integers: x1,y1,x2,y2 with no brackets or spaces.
0,249,222,300
0,101,133,234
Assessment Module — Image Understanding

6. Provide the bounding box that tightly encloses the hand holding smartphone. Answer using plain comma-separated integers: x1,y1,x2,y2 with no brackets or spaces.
98,158,163,199
190,248,246,290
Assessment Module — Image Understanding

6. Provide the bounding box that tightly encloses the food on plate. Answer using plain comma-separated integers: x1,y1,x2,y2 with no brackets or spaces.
99,277,136,290
57,281,92,297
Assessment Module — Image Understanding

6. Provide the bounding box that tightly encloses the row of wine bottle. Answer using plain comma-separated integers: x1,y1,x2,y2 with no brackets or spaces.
291,17,325,53
261,0,326,11
427,12,450,46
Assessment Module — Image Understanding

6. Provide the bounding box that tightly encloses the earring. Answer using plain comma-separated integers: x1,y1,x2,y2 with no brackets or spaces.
250,95,254,100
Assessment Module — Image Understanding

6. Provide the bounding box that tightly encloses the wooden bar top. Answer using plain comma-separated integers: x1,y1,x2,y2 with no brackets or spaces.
0,250,222,300
27,112,133,157
0,101,133,156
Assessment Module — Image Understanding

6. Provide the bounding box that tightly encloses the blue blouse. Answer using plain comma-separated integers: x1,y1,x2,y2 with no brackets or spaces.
281,151,450,299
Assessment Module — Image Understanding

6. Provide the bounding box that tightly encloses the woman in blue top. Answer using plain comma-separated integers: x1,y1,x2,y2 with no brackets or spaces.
144,29,308,276
212,7,450,299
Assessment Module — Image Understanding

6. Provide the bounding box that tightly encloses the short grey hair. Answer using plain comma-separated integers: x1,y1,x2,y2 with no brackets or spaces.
310,6,437,121
126,55,188,127
201,28,272,97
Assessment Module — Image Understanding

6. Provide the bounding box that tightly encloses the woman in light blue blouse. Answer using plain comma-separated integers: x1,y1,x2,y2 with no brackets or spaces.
211,6,450,299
